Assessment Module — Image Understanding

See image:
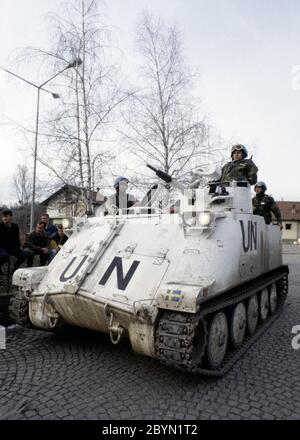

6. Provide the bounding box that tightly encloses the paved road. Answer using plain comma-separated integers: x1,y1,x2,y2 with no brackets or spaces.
0,246,300,420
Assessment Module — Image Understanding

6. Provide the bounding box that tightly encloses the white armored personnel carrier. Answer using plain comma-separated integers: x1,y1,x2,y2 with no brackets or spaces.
9,165,288,376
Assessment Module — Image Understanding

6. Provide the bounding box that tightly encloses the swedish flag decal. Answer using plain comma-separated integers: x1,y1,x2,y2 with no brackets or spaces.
163,289,182,302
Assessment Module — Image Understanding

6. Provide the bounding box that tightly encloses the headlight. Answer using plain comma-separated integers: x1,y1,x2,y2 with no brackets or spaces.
62,218,72,229
184,216,196,226
198,212,211,226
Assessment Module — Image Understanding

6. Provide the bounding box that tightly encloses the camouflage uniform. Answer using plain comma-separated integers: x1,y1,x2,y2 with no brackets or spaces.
220,158,258,185
252,194,282,225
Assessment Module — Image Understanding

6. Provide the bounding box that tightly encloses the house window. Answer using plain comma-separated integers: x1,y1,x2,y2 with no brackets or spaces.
285,223,292,230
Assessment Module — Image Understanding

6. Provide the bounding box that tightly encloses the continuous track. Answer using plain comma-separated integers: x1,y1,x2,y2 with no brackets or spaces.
155,266,289,376
9,288,32,328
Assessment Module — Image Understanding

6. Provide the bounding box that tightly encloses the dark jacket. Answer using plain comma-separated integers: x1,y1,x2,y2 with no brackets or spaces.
28,231,50,253
45,223,58,239
52,232,68,246
252,194,282,225
220,159,258,185
0,222,21,251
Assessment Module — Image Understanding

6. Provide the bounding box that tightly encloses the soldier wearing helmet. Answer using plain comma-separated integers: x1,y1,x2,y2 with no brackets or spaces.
252,181,282,229
105,176,138,215
220,144,258,185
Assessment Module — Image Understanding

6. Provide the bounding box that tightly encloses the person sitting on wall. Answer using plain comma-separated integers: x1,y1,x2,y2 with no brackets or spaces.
40,213,58,239
50,224,69,251
27,222,57,267
0,209,31,274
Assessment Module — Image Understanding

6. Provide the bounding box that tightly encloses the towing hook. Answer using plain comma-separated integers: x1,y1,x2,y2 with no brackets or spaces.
48,312,60,328
107,310,125,345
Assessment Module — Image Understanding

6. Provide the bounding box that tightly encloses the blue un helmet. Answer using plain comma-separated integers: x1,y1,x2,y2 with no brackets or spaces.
231,144,248,159
254,181,267,192
114,176,129,189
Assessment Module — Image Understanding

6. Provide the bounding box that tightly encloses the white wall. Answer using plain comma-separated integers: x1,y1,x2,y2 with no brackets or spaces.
282,221,298,241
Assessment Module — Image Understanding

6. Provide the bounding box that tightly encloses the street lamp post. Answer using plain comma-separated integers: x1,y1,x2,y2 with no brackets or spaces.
0,58,82,230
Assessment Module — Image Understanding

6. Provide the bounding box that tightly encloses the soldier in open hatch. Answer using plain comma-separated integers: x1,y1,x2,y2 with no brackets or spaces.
252,181,283,229
220,144,258,185
105,176,138,215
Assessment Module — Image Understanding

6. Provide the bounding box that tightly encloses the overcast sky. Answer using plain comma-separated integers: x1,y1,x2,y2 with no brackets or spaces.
1,0,300,204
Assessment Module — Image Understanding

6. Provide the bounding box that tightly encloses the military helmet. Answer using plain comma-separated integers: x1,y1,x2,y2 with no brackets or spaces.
114,176,129,189
254,181,267,191
231,144,248,159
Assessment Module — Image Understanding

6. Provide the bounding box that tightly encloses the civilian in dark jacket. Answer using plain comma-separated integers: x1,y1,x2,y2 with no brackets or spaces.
0,209,31,273
52,224,68,250
27,222,56,267
41,213,58,239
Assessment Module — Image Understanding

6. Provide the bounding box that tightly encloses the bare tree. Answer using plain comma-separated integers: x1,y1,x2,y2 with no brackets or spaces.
12,164,32,231
122,13,217,180
14,0,128,205
46,0,129,192
13,164,32,206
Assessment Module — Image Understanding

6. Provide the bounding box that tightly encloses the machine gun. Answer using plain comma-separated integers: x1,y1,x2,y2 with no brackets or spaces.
146,164,185,192
146,164,172,183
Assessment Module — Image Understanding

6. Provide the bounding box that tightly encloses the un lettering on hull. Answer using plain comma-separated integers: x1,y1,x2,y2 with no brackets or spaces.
35,222,113,295
239,220,258,253
80,254,170,305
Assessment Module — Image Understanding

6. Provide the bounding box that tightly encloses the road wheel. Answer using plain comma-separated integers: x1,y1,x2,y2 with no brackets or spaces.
277,275,288,303
206,312,228,369
246,294,258,335
230,302,246,348
259,288,269,322
269,283,278,315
